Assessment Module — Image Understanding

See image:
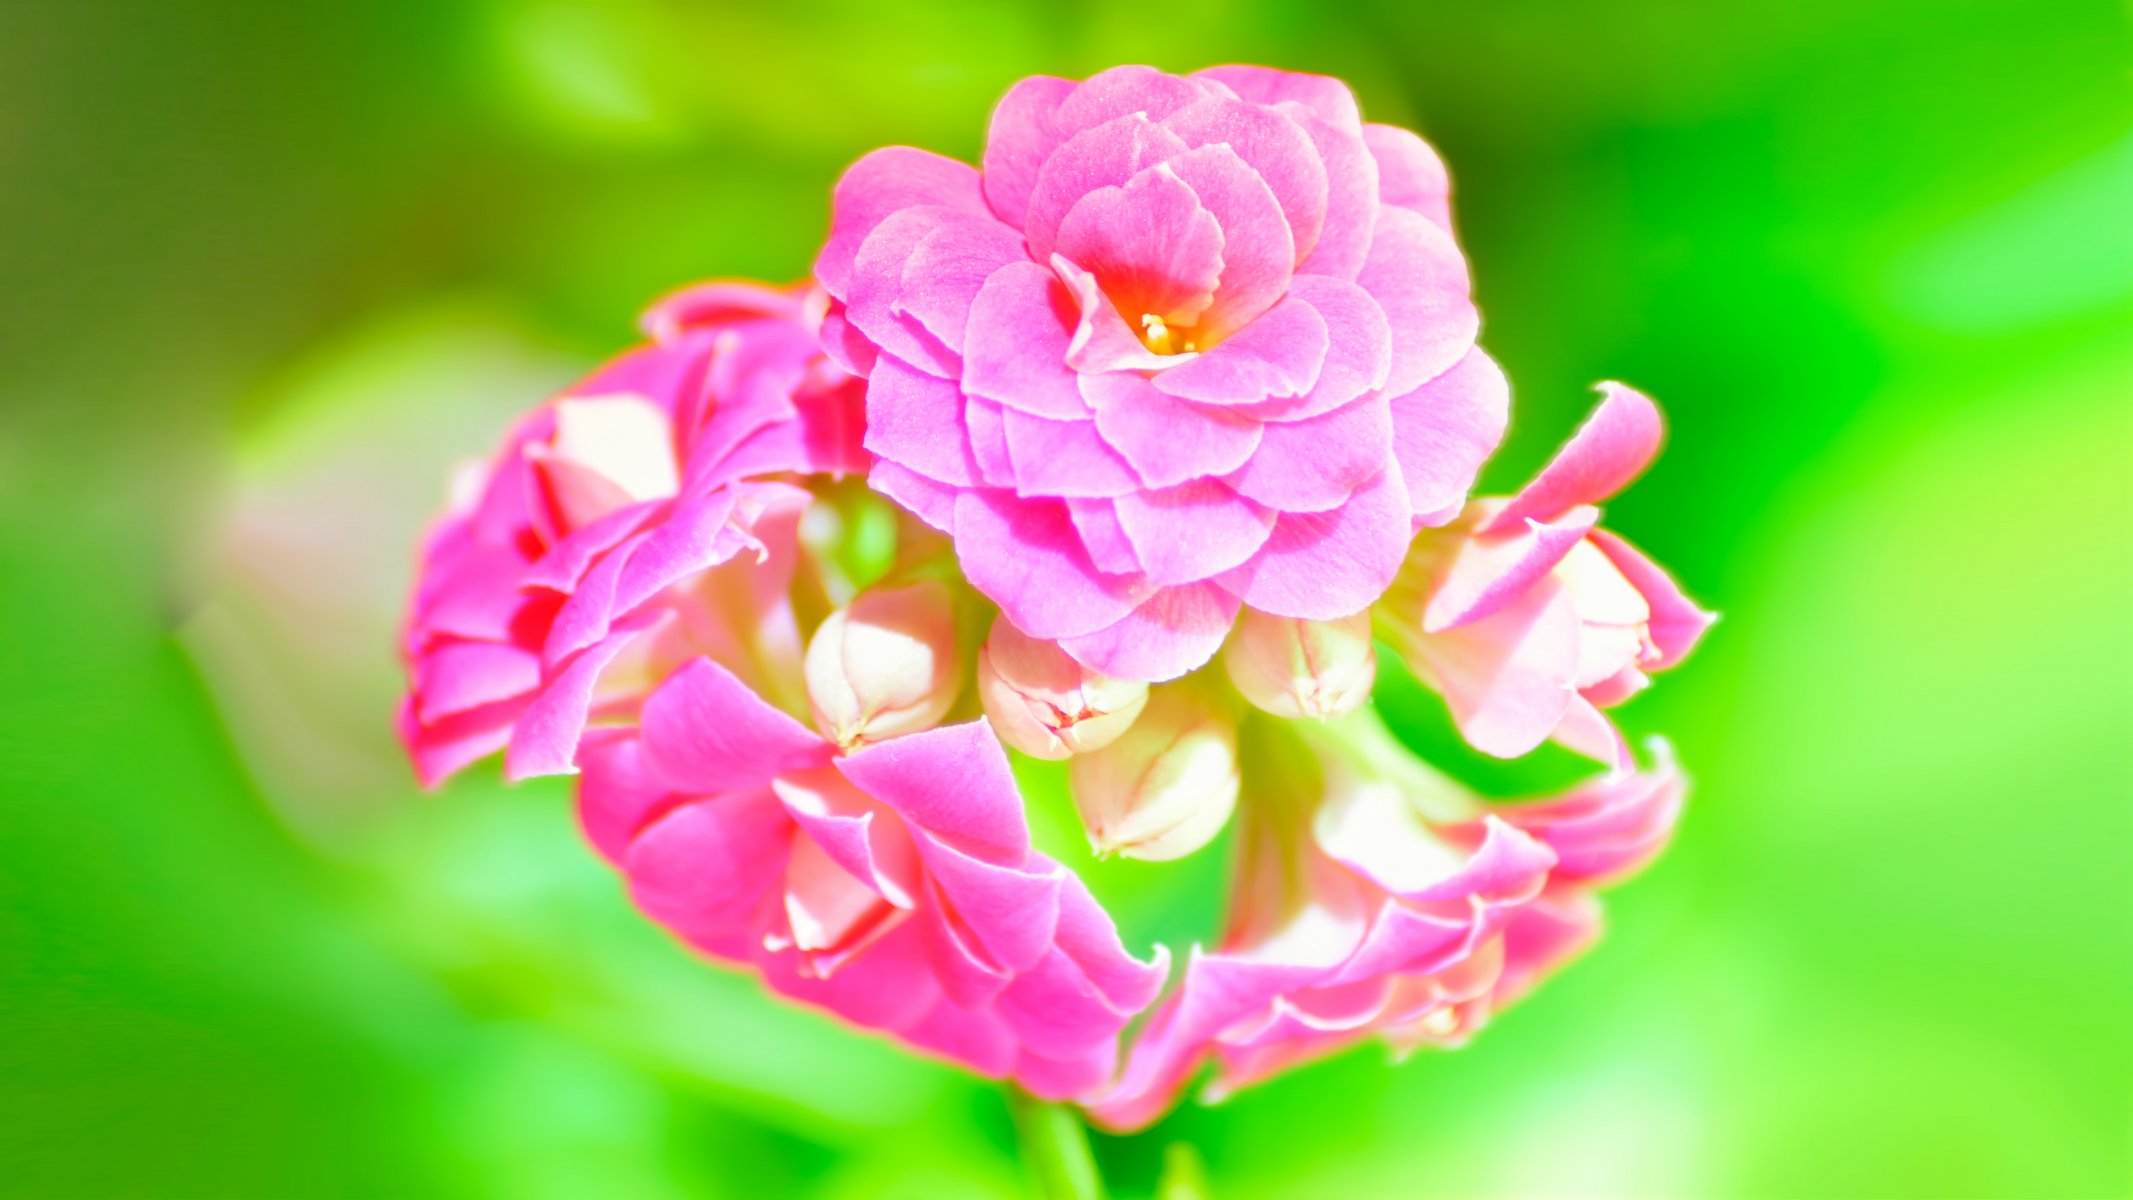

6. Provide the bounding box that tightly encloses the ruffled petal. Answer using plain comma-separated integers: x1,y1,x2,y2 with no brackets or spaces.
637,657,831,794
1085,371,1264,488
981,74,1077,228
962,262,1088,420
1060,581,1243,682
818,147,989,298
952,490,1152,639
1487,382,1665,532
1389,347,1509,527
1113,482,1275,586
1214,466,1413,620
1025,113,1192,264
1225,395,1394,513
1356,207,1478,398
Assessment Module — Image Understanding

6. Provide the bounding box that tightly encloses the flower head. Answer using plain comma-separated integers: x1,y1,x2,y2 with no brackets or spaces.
817,65,1509,683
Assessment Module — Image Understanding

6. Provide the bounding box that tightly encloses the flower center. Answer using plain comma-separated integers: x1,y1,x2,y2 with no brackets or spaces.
1138,313,1198,355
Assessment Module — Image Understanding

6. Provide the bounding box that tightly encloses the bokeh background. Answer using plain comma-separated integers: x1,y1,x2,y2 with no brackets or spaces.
3,2,2127,1197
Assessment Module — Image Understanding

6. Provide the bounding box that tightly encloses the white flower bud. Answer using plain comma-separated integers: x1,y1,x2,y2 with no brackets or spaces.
976,617,1147,760
1222,609,1377,720
804,579,960,750
1068,688,1239,862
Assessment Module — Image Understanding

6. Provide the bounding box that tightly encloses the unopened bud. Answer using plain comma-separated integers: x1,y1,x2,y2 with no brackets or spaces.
804,580,960,750
1223,609,1377,720
1068,688,1239,862
976,618,1147,760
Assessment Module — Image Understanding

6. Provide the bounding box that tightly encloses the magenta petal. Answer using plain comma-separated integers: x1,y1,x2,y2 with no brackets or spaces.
1356,207,1478,398
868,460,957,532
963,262,1087,420
638,657,830,794
626,791,792,960
639,280,799,342
1066,498,1142,574
1488,383,1666,531
1113,482,1275,586
1588,529,1716,668
862,355,981,487
953,491,1151,639
999,409,1142,498
818,147,988,298
413,640,540,723
1163,143,1296,337
575,730,662,865
1162,94,1328,266
1365,124,1453,231
994,943,1132,1056
1193,65,1363,131
982,74,1077,228
838,720,1031,865
1389,347,1510,526
1151,296,1328,405
1405,576,1581,758
1424,510,1600,633
1085,371,1264,488
1053,876,1170,1012
1025,113,1192,263
1055,163,1226,325
503,625,646,780
1060,582,1242,682
1226,395,1394,513
1215,467,1413,620
401,697,518,790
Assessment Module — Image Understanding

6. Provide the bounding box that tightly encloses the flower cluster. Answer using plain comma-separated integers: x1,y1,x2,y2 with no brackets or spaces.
398,65,1711,1125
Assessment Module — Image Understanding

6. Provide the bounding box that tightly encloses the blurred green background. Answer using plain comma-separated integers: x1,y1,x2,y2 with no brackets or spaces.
2,2,2127,1196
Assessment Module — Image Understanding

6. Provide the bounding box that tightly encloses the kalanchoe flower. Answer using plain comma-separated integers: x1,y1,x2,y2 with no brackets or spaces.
1088,712,1684,1129
397,282,866,786
804,578,962,750
1223,608,1377,720
977,616,1149,759
1377,384,1716,769
1067,686,1241,862
576,657,1169,1099
817,64,1509,683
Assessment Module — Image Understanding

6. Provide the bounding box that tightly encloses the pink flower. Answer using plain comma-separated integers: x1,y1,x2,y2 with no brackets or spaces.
1088,714,1683,1130
816,64,1508,683
397,282,866,786
1378,383,1716,768
576,657,1171,1099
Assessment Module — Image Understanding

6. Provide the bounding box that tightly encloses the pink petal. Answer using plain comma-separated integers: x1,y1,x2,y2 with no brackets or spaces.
844,207,966,379
869,461,958,532
1423,510,1600,633
1289,108,1378,281
1214,467,1414,620
1162,143,1296,338
962,262,1088,420
1588,529,1716,668
503,624,648,780
982,74,1077,228
862,355,981,487
952,491,1151,639
575,729,663,865
1113,482,1275,586
1059,582,1242,682
1053,875,1170,1012
1487,383,1665,532
920,847,1063,972
1025,113,1191,264
773,766,922,909
1225,395,1394,513
1356,207,1478,398
1402,576,1580,759
1055,254,1180,375
818,147,989,298
837,720,1031,865
1161,94,1328,267
1150,296,1328,405
623,789,792,959
1066,498,1142,575
1085,371,1264,488
412,640,540,724
1055,64,1210,135
637,657,830,795
897,212,1028,355
639,279,799,343
1237,274,1392,422
963,397,1016,487
1365,124,1453,231
999,409,1143,498
1552,692,1634,772
1389,347,1510,526
400,696,519,789
1055,162,1226,326
1193,65,1363,131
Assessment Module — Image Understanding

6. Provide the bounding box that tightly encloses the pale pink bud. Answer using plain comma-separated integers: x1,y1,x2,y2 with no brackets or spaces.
804,579,960,750
976,618,1148,760
1068,688,1239,862
1223,609,1377,720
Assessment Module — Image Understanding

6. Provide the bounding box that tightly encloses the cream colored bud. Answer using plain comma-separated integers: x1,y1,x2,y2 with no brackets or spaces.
1223,609,1377,720
975,617,1147,760
804,580,960,750
1068,688,1239,862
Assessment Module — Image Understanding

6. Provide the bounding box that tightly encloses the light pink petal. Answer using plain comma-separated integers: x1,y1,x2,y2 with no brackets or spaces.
1552,692,1634,772
773,768,920,909
818,147,989,298
1113,482,1275,586
1161,94,1328,266
623,789,792,960
844,207,966,379
1225,395,1393,513
981,74,1077,228
608,484,808,637
999,409,1144,498
1365,124,1453,231
1423,510,1600,632
1066,498,1142,575
1589,529,1717,669
1493,890,1601,1004
1059,582,1242,682
1150,296,1328,405
1389,347,1510,527
861,355,981,487
1055,163,1226,326
638,279,799,342
1487,383,1666,532
1233,275,1392,422
1583,663,1652,708
953,491,1152,638
869,460,958,532
1163,143,1297,337
1010,1045,1117,1103
964,397,1016,487
897,212,1029,355
1055,64,1210,135
837,719,1032,865
901,996,1018,1076
962,262,1088,420
760,921,941,1031
1356,207,1478,398
1288,107,1378,281
818,304,877,377
1403,576,1581,759
1193,65,1362,131
1084,371,1264,488
503,624,648,780
1025,113,1192,263
1214,467,1413,620
637,657,831,794
1494,753,1684,883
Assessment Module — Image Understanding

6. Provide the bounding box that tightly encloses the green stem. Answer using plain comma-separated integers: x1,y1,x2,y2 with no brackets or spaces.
1007,1088,1106,1200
